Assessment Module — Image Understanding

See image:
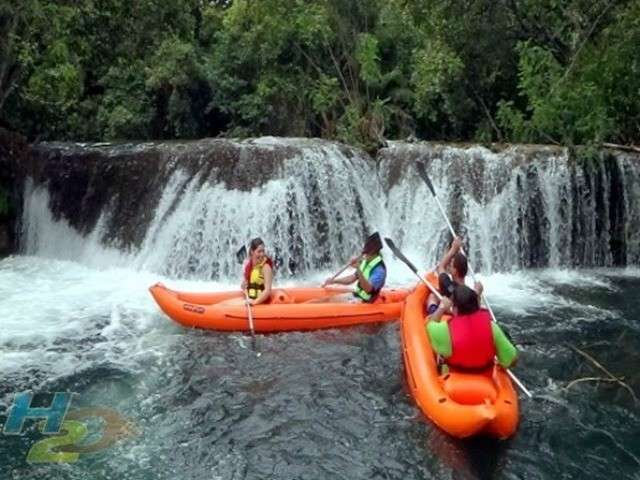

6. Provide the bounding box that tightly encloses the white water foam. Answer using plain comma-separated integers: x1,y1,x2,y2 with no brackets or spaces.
0,255,234,381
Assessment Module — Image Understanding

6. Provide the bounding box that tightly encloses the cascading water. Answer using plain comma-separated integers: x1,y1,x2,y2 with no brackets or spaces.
619,152,640,265
381,143,640,272
22,178,126,268
132,141,385,278
20,138,386,279
18,139,640,277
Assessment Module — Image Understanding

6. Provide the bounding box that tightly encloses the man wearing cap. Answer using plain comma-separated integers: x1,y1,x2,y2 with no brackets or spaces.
322,233,387,303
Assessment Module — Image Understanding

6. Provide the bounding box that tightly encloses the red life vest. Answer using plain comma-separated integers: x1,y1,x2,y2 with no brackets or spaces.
448,308,496,370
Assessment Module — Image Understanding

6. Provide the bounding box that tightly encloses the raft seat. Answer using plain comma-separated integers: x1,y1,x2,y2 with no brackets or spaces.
442,371,498,405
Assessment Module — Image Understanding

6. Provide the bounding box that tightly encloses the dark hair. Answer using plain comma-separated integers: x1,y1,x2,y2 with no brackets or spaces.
452,252,468,278
452,285,479,315
438,272,456,297
362,232,383,254
249,237,265,253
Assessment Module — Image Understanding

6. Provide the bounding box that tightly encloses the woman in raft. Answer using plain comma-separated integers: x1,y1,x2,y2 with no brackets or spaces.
241,237,274,305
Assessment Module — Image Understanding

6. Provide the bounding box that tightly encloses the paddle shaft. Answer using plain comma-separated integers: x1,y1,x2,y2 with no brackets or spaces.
243,291,258,353
423,174,532,398
326,256,362,285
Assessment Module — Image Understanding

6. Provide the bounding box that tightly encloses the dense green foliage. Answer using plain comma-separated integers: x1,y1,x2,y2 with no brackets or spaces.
1,0,638,148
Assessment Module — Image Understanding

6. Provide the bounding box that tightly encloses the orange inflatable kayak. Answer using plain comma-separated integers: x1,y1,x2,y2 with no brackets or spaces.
400,275,519,439
149,283,409,332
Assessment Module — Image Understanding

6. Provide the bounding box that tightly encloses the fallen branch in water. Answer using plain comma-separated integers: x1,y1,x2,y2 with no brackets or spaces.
565,377,621,390
566,344,638,404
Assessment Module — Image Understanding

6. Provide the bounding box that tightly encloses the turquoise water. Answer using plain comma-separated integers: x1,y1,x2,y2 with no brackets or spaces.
1,257,639,479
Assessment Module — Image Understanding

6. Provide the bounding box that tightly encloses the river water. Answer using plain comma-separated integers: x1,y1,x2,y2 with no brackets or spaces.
1,255,638,480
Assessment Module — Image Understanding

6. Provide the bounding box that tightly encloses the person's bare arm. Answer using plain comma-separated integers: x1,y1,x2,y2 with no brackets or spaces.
436,237,463,273
322,255,361,287
323,272,357,287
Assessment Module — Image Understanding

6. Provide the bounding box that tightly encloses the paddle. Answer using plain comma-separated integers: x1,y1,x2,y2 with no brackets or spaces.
323,232,381,286
243,291,259,355
414,162,532,397
385,237,532,398
236,244,259,356
235,245,247,265
323,262,357,286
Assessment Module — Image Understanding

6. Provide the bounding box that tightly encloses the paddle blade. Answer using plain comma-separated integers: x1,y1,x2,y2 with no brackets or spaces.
384,237,418,274
416,161,436,196
235,245,247,264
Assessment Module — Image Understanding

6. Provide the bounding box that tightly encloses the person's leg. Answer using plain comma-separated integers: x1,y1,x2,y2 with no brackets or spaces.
304,292,354,304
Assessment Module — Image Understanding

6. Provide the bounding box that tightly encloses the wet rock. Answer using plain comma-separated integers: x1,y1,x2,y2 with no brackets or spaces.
0,128,30,257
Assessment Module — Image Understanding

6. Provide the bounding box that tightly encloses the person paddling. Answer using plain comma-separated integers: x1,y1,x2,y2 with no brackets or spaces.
427,284,517,372
241,237,274,305
427,236,483,314
322,232,387,303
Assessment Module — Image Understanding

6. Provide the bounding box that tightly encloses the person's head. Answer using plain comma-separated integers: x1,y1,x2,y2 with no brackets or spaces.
438,272,456,298
452,285,479,315
362,232,383,259
249,237,266,263
450,252,468,281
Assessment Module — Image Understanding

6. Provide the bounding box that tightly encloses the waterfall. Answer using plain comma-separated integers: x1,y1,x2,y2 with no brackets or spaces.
20,138,385,278
18,139,640,278
22,178,126,268
132,142,384,278
381,143,640,272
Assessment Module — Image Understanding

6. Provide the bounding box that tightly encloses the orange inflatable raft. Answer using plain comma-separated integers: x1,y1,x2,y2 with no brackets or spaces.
400,276,519,439
149,283,409,332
